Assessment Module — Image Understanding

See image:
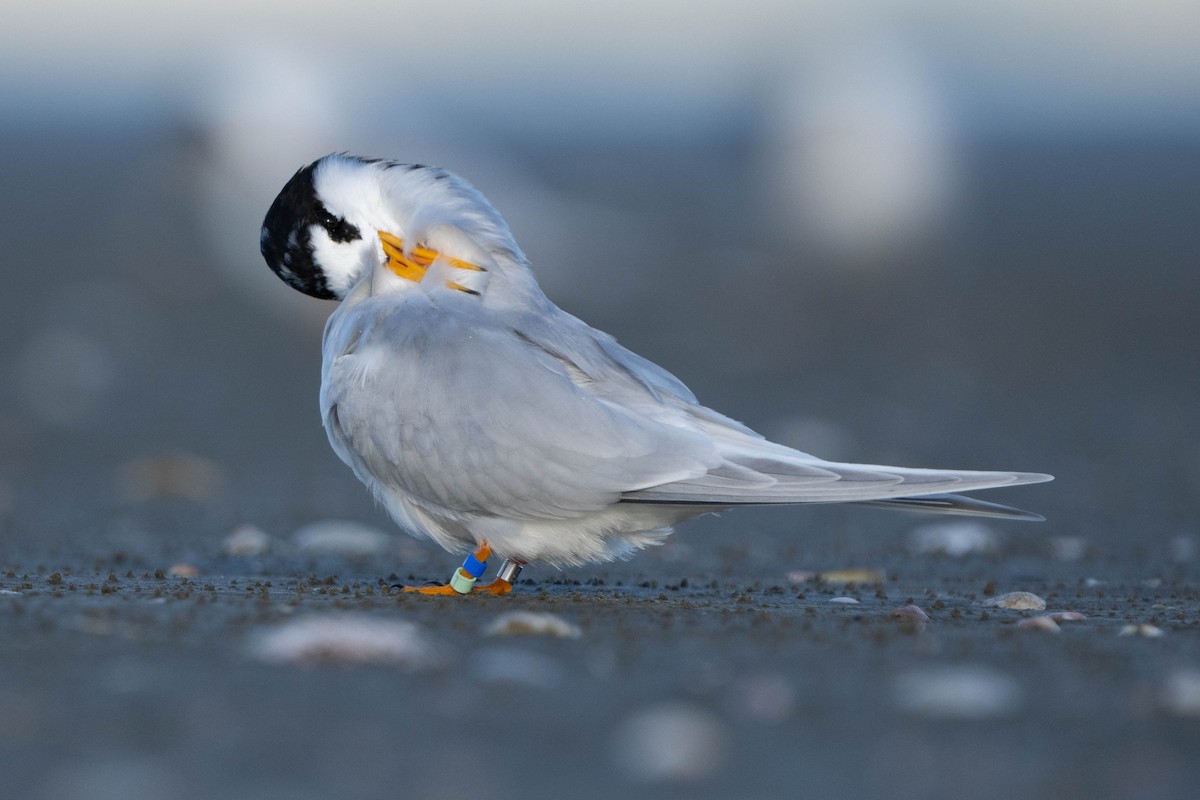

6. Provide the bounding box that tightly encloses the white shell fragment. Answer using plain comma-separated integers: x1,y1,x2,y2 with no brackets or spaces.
485,611,581,638
828,596,860,605
817,569,884,584
894,666,1022,719
908,521,998,557
1048,611,1086,623
1118,624,1165,638
1161,669,1200,716
223,524,272,556
1048,536,1088,561
249,615,442,667
984,592,1047,610
1017,615,1061,633
612,703,729,783
292,520,391,557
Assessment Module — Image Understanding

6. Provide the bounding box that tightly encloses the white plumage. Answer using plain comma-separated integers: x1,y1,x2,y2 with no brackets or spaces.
261,154,1051,570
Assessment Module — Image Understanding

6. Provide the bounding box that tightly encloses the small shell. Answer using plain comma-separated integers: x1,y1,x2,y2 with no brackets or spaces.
984,591,1046,610
1048,611,1086,623
249,615,442,667
827,596,860,605
167,563,199,578
1017,616,1061,633
223,524,272,556
612,704,728,783
485,611,581,638
894,666,1022,719
818,569,884,584
292,520,391,558
889,604,930,623
908,521,998,557
1161,669,1200,716
1118,624,1164,638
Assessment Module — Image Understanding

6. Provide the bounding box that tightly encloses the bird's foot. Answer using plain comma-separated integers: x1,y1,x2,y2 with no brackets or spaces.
399,578,511,596
471,578,513,596
400,556,523,594
401,583,470,596
398,546,522,597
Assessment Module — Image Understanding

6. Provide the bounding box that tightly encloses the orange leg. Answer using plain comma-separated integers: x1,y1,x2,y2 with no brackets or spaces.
402,542,504,596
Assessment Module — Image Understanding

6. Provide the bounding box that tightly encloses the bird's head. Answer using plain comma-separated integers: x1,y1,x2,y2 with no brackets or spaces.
260,153,526,301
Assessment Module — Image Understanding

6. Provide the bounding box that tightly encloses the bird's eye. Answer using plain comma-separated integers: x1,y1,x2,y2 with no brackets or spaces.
314,205,363,244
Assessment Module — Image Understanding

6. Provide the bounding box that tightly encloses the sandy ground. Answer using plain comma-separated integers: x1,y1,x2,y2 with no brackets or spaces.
1,130,1198,799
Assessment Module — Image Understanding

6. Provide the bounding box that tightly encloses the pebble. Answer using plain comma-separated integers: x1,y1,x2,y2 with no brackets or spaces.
889,604,930,623
1169,535,1196,563
1048,611,1086,623
612,703,729,782
292,520,391,558
472,647,564,688
0,589,21,596
1048,536,1087,561
167,563,198,578
984,591,1046,610
1161,669,1200,716
728,673,796,723
248,615,442,668
484,611,581,638
223,524,272,556
894,666,1022,719
827,596,860,605
1017,616,1061,633
1118,624,1164,638
117,453,223,502
908,521,998,557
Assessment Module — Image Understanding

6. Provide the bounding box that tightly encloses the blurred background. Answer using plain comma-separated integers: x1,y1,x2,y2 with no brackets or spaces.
1,1,1199,797
1,0,1196,554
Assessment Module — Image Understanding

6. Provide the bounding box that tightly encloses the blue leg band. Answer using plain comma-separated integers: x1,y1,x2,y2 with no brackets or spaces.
461,553,488,578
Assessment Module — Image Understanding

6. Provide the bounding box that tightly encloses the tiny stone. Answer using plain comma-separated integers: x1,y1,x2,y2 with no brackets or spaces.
1048,611,1086,622
1017,616,1061,633
485,611,581,638
984,591,1046,610
167,564,198,578
827,596,860,605
889,604,930,623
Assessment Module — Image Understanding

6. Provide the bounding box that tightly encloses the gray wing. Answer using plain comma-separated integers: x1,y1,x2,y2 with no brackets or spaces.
517,313,1054,508
322,299,718,520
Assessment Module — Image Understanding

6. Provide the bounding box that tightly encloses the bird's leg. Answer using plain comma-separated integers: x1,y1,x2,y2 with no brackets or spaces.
403,541,493,596
471,559,524,596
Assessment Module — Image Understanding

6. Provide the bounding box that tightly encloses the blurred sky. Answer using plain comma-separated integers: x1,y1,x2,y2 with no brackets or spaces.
4,0,1199,137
